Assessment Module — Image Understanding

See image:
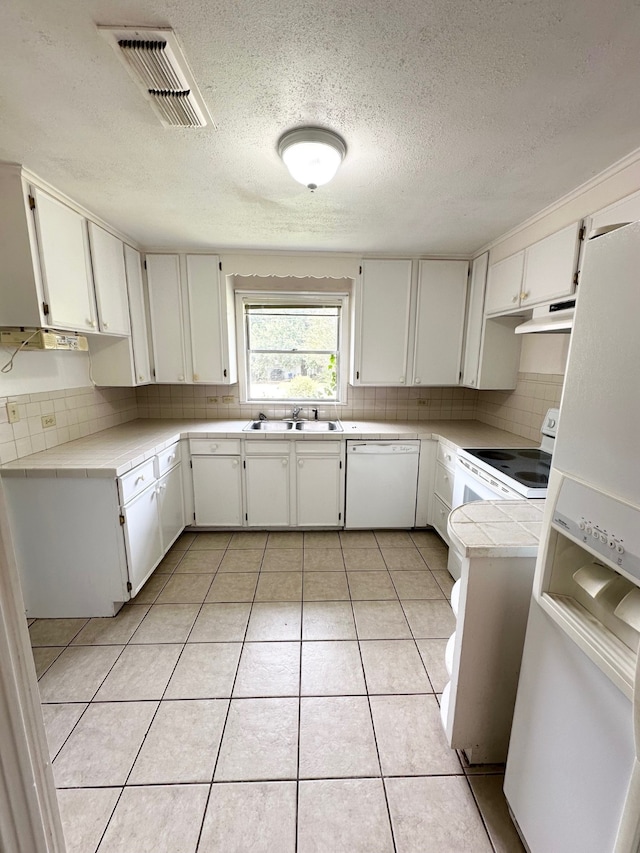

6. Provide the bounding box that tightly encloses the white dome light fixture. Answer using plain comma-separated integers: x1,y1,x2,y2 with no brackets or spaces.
278,127,347,190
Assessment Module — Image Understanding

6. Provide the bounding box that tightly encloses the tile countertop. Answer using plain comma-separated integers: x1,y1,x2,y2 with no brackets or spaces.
448,500,546,559
0,418,537,479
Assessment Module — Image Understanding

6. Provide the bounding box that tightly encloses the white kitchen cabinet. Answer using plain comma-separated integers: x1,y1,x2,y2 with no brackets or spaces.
245,443,291,527
462,252,521,390
296,441,344,527
122,482,164,597
430,442,457,546
412,260,468,386
87,222,131,335
157,462,186,551
146,253,188,383
485,222,582,316
192,455,243,526
352,259,413,385
589,189,640,236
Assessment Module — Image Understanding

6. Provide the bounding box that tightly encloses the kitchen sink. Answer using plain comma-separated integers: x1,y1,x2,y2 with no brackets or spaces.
243,419,342,432
295,420,342,432
245,420,294,431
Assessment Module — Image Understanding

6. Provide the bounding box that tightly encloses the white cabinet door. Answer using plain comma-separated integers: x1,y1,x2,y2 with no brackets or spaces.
122,484,163,597
354,259,413,385
485,251,524,315
146,254,187,383
412,260,468,386
521,222,580,307
124,244,152,384
245,456,290,526
31,187,97,332
186,254,237,384
192,456,243,526
157,464,185,551
296,456,343,527
88,222,130,335
462,253,488,387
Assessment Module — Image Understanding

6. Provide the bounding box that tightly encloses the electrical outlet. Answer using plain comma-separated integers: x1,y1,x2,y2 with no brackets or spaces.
416,399,428,406
222,395,235,403
206,396,218,404
41,414,56,429
6,402,19,423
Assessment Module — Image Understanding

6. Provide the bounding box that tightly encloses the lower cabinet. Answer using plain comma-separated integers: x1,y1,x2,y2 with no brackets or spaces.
430,441,458,545
296,442,344,527
158,463,186,554
192,455,243,526
245,443,291,527
122,483,164,596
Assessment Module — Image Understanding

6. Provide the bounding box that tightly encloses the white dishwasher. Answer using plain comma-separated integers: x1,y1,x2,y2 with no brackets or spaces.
345,441,420,529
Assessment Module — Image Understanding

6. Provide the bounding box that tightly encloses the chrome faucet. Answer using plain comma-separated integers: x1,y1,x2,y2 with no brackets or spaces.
291,407,302,421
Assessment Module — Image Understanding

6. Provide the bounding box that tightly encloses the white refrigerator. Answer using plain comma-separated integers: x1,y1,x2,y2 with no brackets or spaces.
504,221,640,853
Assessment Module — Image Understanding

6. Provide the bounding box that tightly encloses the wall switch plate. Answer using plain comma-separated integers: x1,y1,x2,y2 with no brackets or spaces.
6,402,19,423
417,399,428,406
41,414,56,429
222,395,235,403
206,397,218,404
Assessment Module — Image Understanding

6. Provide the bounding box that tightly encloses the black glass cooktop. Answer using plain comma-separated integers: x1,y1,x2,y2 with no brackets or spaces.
464,448,551,489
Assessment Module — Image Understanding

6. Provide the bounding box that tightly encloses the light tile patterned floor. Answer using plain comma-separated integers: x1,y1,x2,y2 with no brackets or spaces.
31,529,525,853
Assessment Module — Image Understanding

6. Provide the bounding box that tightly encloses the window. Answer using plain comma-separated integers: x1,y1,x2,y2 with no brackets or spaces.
238,295,347,402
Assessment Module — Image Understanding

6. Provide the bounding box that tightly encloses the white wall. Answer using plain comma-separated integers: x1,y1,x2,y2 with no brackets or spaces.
0,351,91,398
519,334,570,375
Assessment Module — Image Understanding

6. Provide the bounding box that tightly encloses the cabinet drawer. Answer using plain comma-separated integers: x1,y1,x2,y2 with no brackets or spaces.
189,438,241,455
434,461,454,506
432,493,451,545
296,441,342,456
155,441,181,477
118,458,156,505
437,442,457,471
244,441,291,455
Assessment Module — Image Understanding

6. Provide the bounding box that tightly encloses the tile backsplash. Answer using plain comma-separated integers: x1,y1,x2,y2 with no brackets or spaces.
0,372,564,461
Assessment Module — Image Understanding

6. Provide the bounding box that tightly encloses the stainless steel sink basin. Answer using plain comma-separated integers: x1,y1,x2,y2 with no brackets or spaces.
244,420,294,431
295,420,342,432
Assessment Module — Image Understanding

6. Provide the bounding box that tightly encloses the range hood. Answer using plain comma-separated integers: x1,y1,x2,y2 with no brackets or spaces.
514,299,575,334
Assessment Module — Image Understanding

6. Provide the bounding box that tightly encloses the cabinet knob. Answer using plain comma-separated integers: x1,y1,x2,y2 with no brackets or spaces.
511,295,518,303
193,373,199,381
87,319,96,327
232,460,239,468
469,379,475,386
444,474,449,482
103,322,109,329
210,444,218,452
167,454,175,462
298,459,304,468
521,291,530,300
399,377,405,384
415,378,421,384
138,375,144,382
282,458,288,467
178,374,185,381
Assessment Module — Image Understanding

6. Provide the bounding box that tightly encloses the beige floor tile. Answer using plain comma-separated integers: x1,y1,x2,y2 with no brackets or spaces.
352,601,412,640
41,703,87,759
133,574,168,604
339,530,378,548
130,604,200,644
304,531,341,548
97,784,208,853
468,774,526,853
128,699,228,784
299,696,379,779
29,618,88,647
71,606,150,645
297,779,394,853
410,530,445,548
402,600,456,638
245,602,302,641
57,787,120,853
432,569,455,597
188,603,251,642
360,640,431,694
303,571,350,601
38,645,123,703
155,573,214,604
94,644,182,701
174,550,223,573
419,547,449,571
416,639,449,692
390,570,445,599
347,571,398,600
32,646,64,678
233,642,300,697
385,776,493,852
267,531,304,549
53,701,158,787
255,572,303,602
154,551,182,572
381,548,428,571
302,602,357,640
199,781,297,853
303,549,345,571
343,548,386,571
169,532,197,551
218,549,264,572
375,530,414,548
189,531,232,550
215,697,299,781
206,572,258,602
229,531,268,549
165,643,242,699
370,694,461,775
301,641,366,695
261,549,304,572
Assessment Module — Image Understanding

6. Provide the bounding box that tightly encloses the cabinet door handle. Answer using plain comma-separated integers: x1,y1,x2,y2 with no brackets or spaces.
469,379,475,386
167,454,175,462
87,318,96,327
193,373,199,382
444,474,449,482
138,374,145,382
232,460,239,468
135,475,145,484
415,377,421,384
399,377,405,384
178,374,185,381
521,291,530,300
282,458,288,467
298,459,304,468
210,444,218,452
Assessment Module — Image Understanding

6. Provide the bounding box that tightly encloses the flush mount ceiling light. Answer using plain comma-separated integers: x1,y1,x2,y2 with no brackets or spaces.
278,127,347,190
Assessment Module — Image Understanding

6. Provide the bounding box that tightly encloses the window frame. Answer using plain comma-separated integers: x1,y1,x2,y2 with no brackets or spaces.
235,291,350,404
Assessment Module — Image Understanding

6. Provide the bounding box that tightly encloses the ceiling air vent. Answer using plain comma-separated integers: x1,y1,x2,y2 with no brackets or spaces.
98,26,214,128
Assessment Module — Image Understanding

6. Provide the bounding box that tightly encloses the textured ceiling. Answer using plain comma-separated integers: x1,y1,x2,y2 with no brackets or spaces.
2,0,640,254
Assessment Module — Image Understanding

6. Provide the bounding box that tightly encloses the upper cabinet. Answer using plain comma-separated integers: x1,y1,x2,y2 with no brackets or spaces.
352,258,469,387
485,222,582,316
87,222,130,335
146,253,237,385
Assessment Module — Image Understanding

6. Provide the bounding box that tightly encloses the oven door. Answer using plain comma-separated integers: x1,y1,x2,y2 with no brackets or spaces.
452,457,513,510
